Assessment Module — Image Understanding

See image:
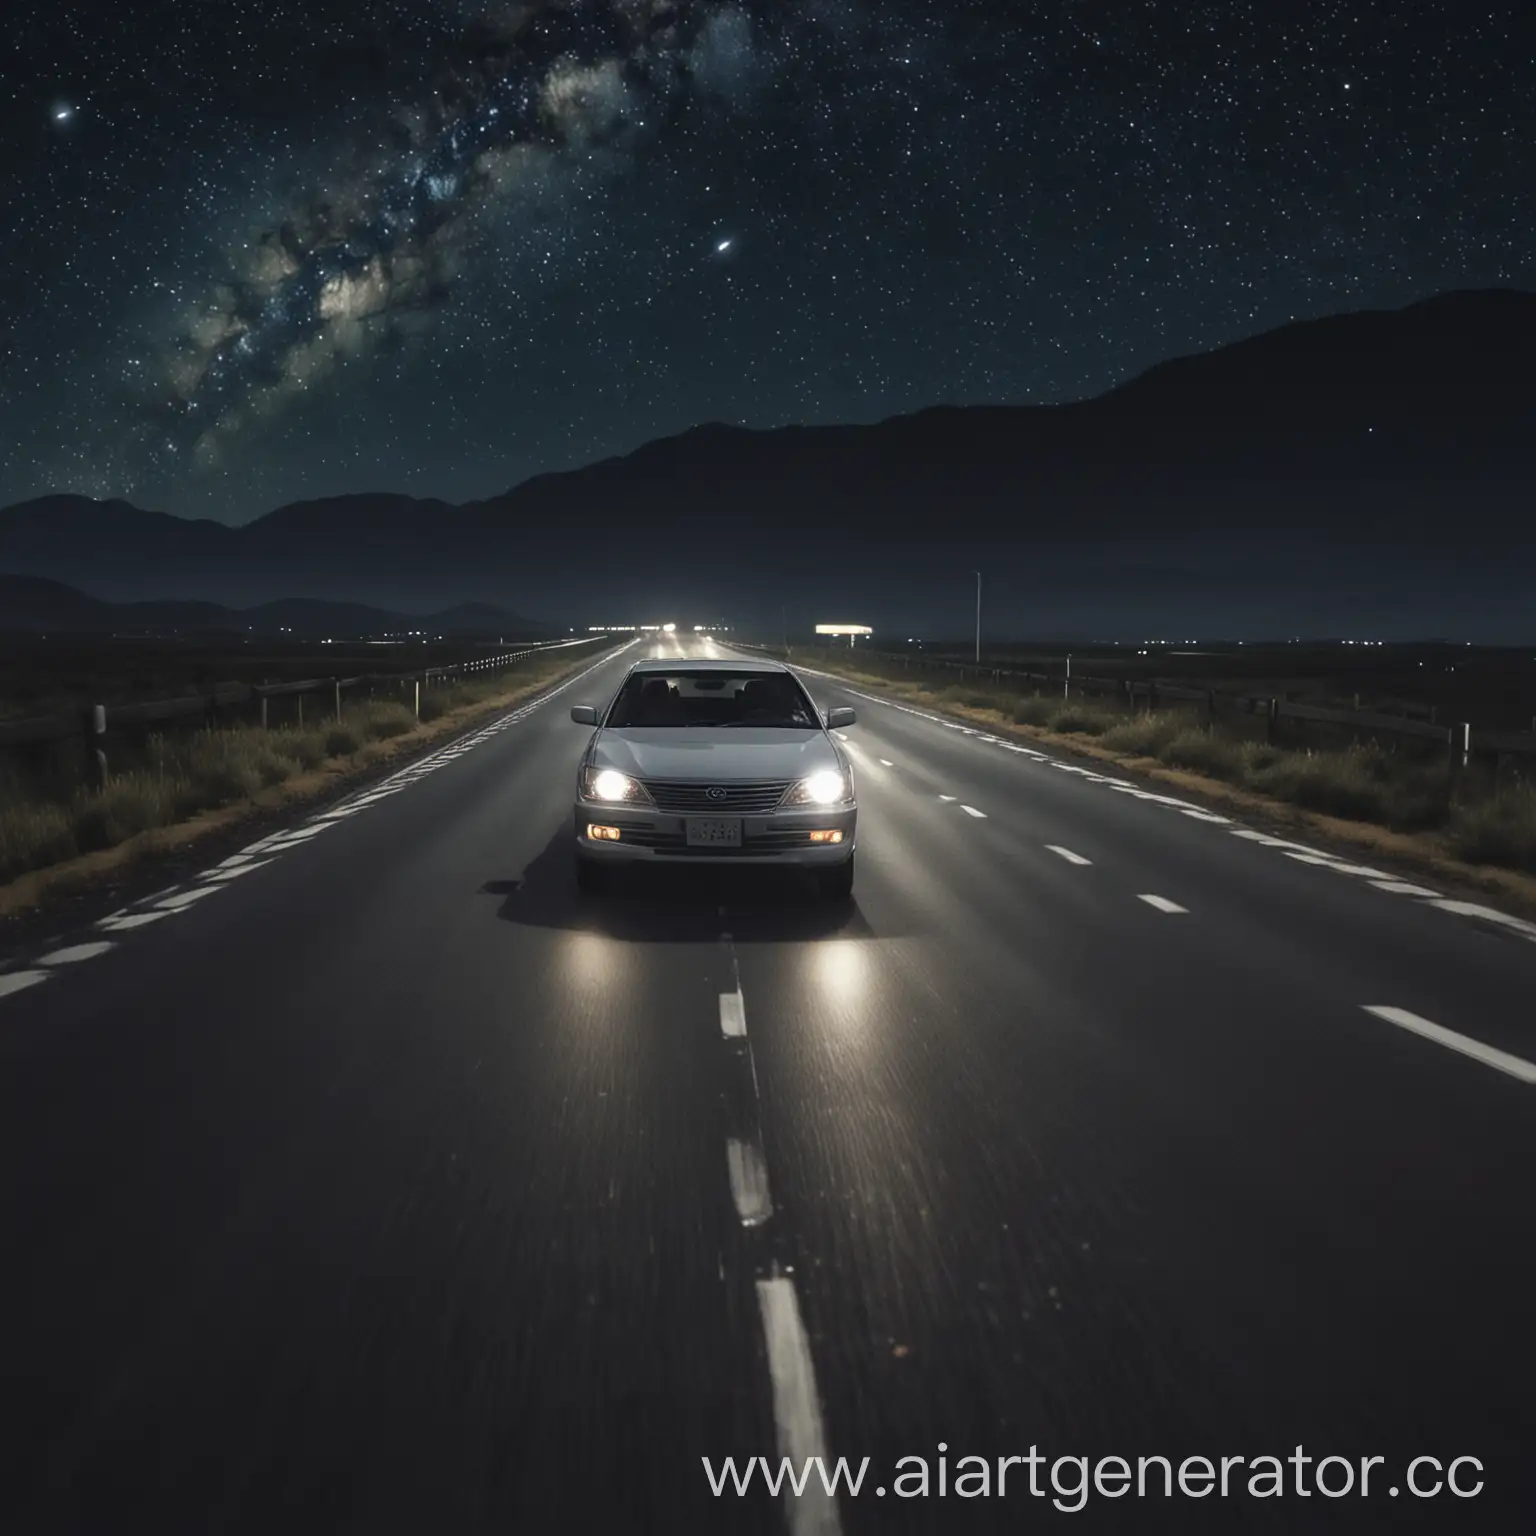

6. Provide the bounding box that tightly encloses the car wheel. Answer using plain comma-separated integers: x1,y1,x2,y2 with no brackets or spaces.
575,855,608,895
816,855,854,902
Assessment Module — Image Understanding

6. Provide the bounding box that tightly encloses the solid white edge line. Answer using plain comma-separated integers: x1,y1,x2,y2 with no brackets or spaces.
1046,845,1092,866
1281,850,1397,879
719,991,747,1038
756,1277,843,1536
725,1137,773,1225
1361,1006,1536,1084
1369,880,1442,897
0,970,49,999
203,859,275,882
155,886,222,910
1425,900,1536,944
1137,894,1188,913
961,804,987,818
1230,831,1334,856
36,941,114,966
261,827,329,847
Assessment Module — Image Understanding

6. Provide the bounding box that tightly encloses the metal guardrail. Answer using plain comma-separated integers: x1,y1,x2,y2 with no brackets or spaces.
735,642,1536,766
0,635,616,782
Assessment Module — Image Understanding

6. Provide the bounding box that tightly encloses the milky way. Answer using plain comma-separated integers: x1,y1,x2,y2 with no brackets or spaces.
5,0,1532,518
162,1,756,467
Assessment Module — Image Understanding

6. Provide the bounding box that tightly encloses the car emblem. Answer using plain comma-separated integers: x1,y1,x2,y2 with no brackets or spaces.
706,786,728,801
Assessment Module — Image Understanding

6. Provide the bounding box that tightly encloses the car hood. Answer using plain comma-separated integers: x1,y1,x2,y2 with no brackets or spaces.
590,728,840,782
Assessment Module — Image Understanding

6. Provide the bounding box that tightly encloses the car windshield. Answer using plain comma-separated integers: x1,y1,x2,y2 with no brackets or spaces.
606,670,819,728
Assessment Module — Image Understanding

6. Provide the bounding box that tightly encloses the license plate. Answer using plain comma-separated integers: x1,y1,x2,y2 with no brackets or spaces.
686,817,742,847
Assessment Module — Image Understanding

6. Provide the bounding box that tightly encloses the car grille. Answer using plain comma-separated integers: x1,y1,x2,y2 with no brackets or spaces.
641,780,792,814
617,827,825,856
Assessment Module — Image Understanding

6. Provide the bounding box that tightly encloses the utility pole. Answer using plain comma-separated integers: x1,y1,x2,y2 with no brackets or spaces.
974,571,982,663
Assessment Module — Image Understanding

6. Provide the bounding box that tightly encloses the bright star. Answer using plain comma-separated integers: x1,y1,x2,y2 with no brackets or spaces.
716,238,733,253
53,104,73,123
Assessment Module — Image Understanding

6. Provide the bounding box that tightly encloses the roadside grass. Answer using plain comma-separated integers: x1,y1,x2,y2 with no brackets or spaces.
1099,712,1190,756
792,653,1536,878
1049,702,1115,736
1010,697,1058,726
1444,786,1536,873
0,656,596,887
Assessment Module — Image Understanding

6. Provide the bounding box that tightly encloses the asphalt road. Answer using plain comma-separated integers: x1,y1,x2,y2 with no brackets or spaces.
1,634,1532,1535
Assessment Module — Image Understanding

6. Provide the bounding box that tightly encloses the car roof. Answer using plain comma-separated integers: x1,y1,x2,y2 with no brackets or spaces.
626,657,790,675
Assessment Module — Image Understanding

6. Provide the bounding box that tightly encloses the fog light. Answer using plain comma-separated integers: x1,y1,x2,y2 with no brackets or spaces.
808,829,844,844
588,825,622,841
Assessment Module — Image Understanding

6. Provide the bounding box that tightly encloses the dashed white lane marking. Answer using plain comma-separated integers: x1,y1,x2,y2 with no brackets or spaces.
756,1277,843,1536
37,942,114,966
1369,880,1441,897
0,970,48,998
726,1137,774,1226
879,758,894,767
960,804,987,818
782,659,1536,945
719,991,747,1038
1046,845,1092,866
938,794,957,802
1138,894,1188,914
1362,1005,1536,1084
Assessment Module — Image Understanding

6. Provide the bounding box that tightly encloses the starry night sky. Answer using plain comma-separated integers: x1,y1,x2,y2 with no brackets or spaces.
4,0,1533,524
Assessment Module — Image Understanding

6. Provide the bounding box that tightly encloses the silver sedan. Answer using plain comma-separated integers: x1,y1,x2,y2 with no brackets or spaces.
569,659,857,899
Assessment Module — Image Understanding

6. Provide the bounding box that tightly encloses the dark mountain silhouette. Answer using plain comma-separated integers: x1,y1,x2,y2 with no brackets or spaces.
0,574,549,639
2,288,1532,636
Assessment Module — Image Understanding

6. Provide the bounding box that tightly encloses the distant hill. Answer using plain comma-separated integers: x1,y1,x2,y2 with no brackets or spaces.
2,288,1533,637
0,574,550,639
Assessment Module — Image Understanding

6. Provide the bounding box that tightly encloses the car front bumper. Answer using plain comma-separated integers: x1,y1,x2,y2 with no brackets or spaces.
574,801,856,865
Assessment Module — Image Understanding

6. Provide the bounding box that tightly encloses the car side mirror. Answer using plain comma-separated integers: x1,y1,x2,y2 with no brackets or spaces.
825,706,856,729
570,705,598,725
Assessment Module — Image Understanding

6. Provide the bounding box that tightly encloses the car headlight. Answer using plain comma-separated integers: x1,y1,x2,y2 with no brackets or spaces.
784,768,850,806
581,766,651,804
